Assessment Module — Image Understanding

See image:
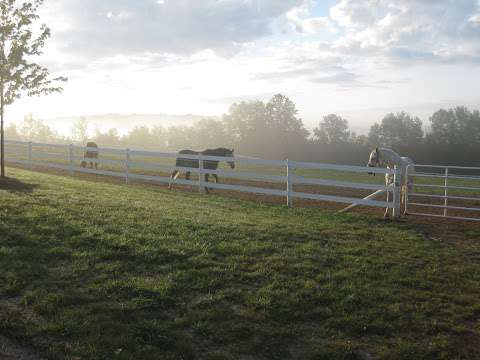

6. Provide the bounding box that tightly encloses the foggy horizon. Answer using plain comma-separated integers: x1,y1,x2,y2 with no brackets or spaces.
11,96,480,138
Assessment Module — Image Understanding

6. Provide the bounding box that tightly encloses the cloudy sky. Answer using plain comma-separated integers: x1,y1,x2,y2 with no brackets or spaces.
9,0,480,132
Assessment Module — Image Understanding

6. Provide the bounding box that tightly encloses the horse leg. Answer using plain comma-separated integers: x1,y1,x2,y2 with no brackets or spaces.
213,174,219,183
169,170,179,189
384,188,390,219
204,173,210,194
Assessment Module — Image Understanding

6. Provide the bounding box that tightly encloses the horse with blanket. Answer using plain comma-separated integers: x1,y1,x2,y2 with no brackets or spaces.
81,142,99,169
169,148,235,193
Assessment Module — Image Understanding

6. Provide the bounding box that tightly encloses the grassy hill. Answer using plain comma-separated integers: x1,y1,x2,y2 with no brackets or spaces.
0,168,479,359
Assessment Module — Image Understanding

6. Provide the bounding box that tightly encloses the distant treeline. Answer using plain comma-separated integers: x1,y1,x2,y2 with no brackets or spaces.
6,94,480,166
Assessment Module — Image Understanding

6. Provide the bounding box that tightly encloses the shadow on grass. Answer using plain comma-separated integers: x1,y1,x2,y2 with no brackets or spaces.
0,177,38,193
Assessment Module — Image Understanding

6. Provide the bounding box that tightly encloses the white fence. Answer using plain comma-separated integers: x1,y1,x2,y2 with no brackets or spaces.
406,164,480,222
5,140,400,216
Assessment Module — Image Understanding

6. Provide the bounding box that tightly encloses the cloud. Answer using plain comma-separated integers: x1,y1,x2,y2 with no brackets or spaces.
44,0,308,59
469,14,480,25
202,93,277,105
253,53,343,81
330,0,376,28
309,71,370,88
254,68,320,81
286,4,337,34
36,0,480,94
326,0,480,64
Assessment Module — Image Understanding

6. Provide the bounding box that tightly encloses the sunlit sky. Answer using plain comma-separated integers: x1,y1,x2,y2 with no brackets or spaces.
8,0,480,133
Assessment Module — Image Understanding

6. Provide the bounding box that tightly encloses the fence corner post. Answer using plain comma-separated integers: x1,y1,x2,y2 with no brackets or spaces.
68,144,74,176
125,148,130,184
28,141,33,170
286,159,293,207
444,167,449,217
392,166,402,219
404,164,411,215
198,153,205,194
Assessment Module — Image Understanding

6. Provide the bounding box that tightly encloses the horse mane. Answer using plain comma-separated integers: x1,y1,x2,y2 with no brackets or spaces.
201,148,233,156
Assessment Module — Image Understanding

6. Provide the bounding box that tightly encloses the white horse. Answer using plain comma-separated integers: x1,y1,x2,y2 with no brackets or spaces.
367,147,415,218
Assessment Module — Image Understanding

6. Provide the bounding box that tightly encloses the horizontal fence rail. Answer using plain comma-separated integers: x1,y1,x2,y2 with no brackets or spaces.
406,164,480,222
4,140,399,214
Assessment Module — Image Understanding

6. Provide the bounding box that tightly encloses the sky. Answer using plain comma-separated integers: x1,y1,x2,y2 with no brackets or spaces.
8,0,480,134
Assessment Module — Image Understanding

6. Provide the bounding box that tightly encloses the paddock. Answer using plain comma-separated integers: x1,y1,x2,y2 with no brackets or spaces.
4,140,480,222
1,166,479,359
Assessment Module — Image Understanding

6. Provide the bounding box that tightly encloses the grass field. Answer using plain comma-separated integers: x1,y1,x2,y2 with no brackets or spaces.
1,168,480,360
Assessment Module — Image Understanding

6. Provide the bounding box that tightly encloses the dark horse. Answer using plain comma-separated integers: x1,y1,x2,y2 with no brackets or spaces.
81,142,99,169
169,148,235,192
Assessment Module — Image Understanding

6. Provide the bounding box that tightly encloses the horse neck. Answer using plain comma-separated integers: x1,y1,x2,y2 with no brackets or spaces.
379,148,405,168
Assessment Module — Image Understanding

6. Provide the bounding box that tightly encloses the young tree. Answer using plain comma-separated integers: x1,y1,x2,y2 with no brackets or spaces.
0,0,66,178
93,128,120,146
19,114,60,142
70,117,89,144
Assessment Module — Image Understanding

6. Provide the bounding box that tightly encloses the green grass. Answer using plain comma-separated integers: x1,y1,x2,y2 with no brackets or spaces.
1,168,480,360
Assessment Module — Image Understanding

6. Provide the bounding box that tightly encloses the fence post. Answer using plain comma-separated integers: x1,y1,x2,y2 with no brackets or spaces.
68,144,74,176
125,148,130,184
404,165,410,215
444,167,449,217
198,153,205,194
28,141,33,170
392,166,401,219
286,159,293,207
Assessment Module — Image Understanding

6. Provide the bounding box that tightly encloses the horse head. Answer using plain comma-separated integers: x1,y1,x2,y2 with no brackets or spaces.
367,147,380,176
226,148,235,169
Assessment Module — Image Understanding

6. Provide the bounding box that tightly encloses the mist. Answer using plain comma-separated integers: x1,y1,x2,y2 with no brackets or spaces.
6,94,480,167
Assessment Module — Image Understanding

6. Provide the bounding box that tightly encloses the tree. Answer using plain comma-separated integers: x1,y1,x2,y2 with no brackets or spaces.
93,128,120,146
190,118,230,149
4,122,17,139
223,100,267,144
0,0,66,177
71,117,88,144
314,114,350,144
428,106,480,146
122,125,167,149
19,114,61,142
224,94,308,157
368,112,423,151
265,94,308,138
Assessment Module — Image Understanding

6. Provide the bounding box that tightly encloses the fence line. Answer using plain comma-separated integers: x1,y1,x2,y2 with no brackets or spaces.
5,140,399,216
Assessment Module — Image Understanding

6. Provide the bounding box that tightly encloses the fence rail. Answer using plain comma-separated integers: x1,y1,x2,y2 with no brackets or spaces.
406,164,480,221
5,140,399,215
